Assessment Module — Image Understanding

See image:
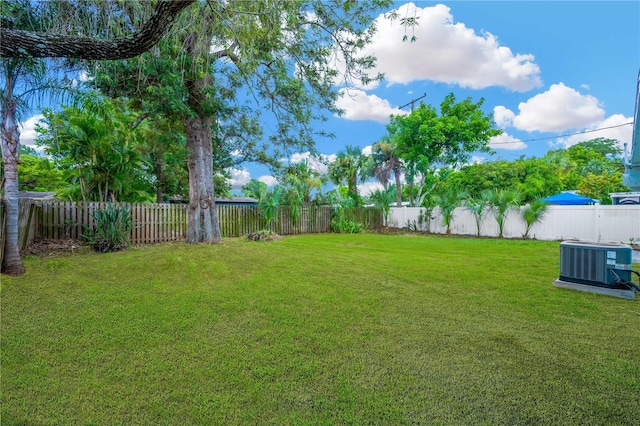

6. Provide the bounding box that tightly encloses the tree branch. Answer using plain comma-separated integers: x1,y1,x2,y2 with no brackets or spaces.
1,0,197,59
130,112,151,130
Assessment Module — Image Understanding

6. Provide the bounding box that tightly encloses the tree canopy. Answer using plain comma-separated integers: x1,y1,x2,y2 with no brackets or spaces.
382,93,501,206
441,139,627,204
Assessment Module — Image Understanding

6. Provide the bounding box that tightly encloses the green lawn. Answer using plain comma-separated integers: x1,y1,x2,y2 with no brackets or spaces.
2,234,639,425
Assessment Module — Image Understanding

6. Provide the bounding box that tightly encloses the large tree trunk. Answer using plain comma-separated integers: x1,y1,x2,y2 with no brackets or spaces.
1,106,25,276
394,168,402,207
184,115,222,243
182,19,222,244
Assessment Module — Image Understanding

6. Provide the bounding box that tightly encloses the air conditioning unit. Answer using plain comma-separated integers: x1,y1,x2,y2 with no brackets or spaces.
555,241,636,299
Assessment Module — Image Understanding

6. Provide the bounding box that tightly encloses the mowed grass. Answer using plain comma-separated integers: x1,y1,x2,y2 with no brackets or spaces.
2,233,639,425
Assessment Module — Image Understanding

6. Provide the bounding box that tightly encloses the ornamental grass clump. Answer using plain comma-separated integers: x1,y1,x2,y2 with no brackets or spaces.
82,205,132,253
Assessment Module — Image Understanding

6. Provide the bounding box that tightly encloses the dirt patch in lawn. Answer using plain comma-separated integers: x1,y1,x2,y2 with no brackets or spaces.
23,238,90,257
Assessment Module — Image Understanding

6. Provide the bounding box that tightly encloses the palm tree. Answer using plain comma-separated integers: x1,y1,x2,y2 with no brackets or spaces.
464,190,492,237
435,187,468,235
370,139,403,206
368,185,396,226
1,1,72,275
40,100,147,202
522,200,549,239
488,189,521,238
281,160,323,206
328,145,367,205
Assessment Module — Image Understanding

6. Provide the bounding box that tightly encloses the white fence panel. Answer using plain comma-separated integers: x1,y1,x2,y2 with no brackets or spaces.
598,205,640,242
528,206,599,241
388,205,640,243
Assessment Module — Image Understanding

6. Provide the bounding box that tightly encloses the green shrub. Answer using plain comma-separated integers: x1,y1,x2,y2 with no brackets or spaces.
330,218,363,233
82,205,133,253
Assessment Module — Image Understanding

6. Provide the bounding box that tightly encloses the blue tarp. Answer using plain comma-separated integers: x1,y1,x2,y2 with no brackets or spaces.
540,192,597,205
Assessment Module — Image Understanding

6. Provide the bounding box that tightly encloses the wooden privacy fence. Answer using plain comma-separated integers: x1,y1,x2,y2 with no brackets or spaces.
218,205,335,236
0,199,38,254
1,201,383,251
38,202,188,244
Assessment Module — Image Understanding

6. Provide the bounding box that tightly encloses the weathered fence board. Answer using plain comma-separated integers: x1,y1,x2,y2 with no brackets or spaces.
0,199,37,265
36,202,189,244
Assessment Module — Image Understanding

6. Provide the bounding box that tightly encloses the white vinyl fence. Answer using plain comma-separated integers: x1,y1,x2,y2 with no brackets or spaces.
388,205,640,243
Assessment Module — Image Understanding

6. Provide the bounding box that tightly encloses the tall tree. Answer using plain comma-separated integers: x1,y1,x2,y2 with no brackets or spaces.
577,172,628,205
573,137,622,157
0,1,72,275
369,138,404,206
388,93,501,206
279,160,324,206
37,100,152,202
328,145,368,204
444,157,563,204
91,1,390,243
2,0,396,254
17,153,66,192
1,0,188,275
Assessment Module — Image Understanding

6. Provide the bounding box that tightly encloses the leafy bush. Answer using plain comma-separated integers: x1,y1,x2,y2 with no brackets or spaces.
329,194,363,233
258,187,282,231
330,218,363,233
82,205,133,253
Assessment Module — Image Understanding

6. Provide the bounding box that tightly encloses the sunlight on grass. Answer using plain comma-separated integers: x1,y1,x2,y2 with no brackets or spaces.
2,234,639,424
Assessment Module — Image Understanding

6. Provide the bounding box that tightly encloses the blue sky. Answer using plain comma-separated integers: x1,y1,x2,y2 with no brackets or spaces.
20,1,640,196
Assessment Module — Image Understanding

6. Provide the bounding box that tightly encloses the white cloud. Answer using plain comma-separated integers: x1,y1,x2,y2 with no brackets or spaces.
289,152,309,163
489,132,527,151
335,88,407,123
361,145,372,156
471,156,486,164
553,114,633,151
358,181,384,197
19,114,45,147
493,106,515,128
365,3,541,91
227,168,251,191
227,169,277,190
512,83,605,132
258,175,278,187
287,151,334,175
